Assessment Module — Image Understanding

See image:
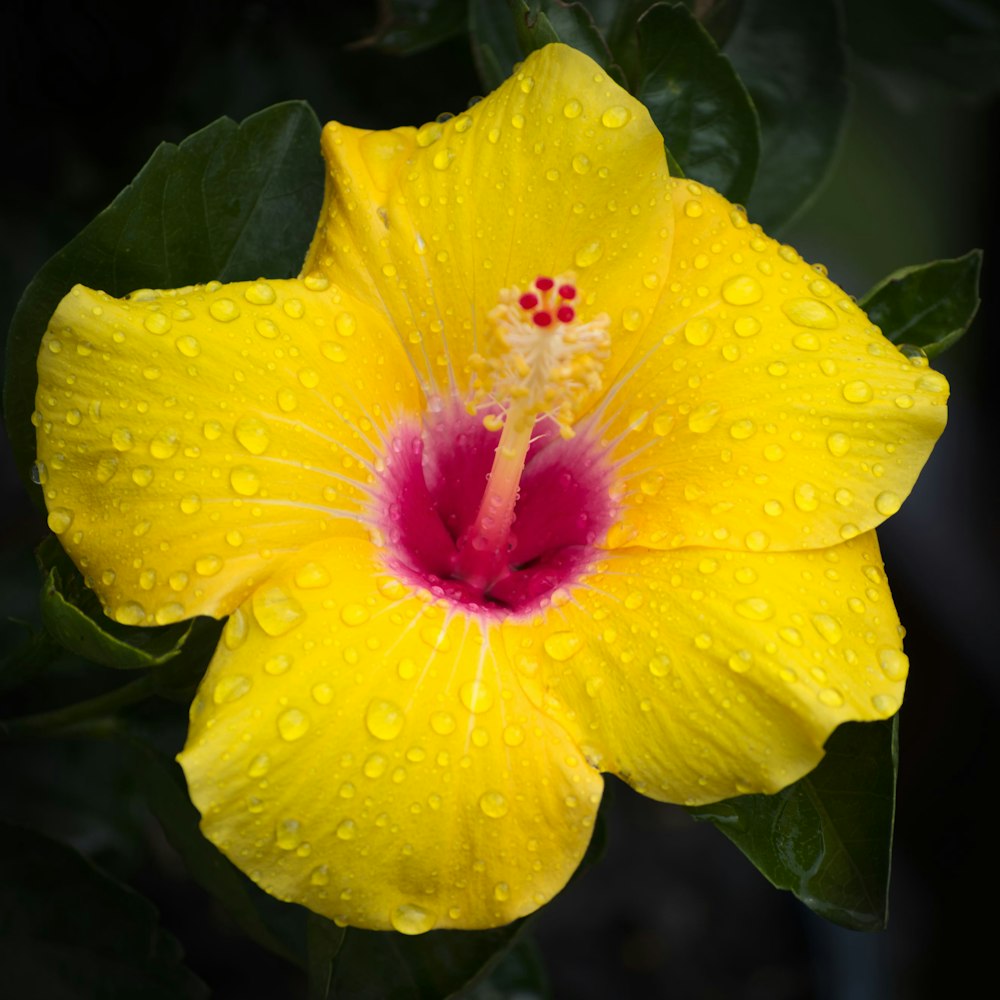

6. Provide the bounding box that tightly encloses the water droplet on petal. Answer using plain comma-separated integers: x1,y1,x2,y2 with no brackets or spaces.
543,631,583,661
366,699,405,740
230,466,261,496
479,790,509,818
391,903,435,935
277,708,310,741
253,585,305,636
721,275,763,306
459,680,494,714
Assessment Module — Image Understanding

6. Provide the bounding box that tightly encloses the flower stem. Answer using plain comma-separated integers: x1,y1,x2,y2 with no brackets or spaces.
0,672,159,741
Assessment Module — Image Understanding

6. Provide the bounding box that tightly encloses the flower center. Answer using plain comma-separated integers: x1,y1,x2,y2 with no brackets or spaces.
375,277,615,616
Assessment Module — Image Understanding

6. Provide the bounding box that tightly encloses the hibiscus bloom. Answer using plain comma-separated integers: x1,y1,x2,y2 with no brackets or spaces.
34,44,947,934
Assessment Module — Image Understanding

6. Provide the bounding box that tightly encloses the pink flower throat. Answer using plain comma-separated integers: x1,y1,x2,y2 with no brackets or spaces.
376,406,616,618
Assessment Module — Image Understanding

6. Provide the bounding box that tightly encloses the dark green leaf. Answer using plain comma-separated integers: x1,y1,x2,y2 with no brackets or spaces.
4,101,323,500
330,923,526,1000
127,736,312,969
844,0,1000,99
41,566,193,671
635,3,760,202
469,1,620,93
860,250,982,358
306,913,346,1000
688,718,898,931
469,0,529,92
0,820,207,998
464,933,550,999
364,0,469,54
725,0,849,230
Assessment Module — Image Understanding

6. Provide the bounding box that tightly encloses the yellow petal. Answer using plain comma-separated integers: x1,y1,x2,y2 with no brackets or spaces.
303,43,673,396
35,279,420,623
178,537,601,932
501,531,906,805
594,178,948,553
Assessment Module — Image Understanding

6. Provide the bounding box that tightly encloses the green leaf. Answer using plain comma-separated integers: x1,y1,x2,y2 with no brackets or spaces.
464,933,550,999
41,566,193,670
635,3,760,203
0,820,207,998
126,736,314,969
363,0,469,54
4,101,323,500
306,913,346,1000
469,1,621,93
330,923,526,1000
844,0,1000,99
725,0,849,230
860,250,982,358
688,718,898,931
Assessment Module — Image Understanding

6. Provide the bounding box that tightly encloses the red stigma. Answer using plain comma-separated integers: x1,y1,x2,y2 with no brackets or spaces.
519,293,539,310
535,276,554,292
556,305,575,323
558,284,577,300
533,311,553,327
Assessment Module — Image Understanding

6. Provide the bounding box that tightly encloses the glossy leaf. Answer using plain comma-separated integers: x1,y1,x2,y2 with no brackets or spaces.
364,0,468,54
127,736,313,969
688,718,898,931
41,566,194,671
860,250,982,358
469,0,618,93
4,101,323,499
635,2,760,203
844,0,1000,98
0,820,206,998
329,923,526,1000
725,0,849,230
465,934,550,999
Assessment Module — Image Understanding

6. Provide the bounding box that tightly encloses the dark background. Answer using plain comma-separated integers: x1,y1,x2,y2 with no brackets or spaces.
2,2,997,997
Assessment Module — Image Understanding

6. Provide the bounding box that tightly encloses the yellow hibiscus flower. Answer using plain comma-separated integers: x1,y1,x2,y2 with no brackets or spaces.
34,44,947,935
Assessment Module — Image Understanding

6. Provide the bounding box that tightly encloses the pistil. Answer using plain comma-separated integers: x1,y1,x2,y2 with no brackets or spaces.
451,276,610,592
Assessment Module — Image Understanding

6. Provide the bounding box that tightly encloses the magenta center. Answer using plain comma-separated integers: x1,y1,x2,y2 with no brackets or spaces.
375,404,617,617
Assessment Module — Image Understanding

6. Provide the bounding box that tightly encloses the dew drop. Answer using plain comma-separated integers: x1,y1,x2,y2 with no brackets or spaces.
277,708,310,741
111,428,134,452
209,298,240,323
213,674,251,704
430,710,456,735
721,275,763,306
782,297,838,329
47,508,73,534
684,317,714,346
811,614,843,644
842,380,873,403
543,631,583,662
459,680,494,714
115,602,146,626
734,597,774,621
252,585,306,636
878,648,908,681
195,554,222,577
365,699,405,740
874,491,902,516
479,790,509,818
336,819,358,841
687,401,721,433
601,105,630,128
235,416,270,455
391,903,435,935
563,99,582,118
574,240,604,268
230,466,261,496
295,561,331,589
244,281,276,305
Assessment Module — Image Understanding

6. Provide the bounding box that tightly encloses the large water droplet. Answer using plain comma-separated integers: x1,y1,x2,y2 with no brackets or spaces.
365,698,405,740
